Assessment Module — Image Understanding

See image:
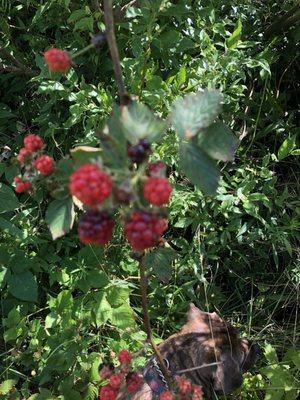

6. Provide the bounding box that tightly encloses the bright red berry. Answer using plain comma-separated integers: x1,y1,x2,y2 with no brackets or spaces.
143,177,172,206
69,163,112,206
44,48,71,73
126,372,142,393
109,374,123,390
14,176,31,193
34,155,55,176
78,210,114,245
127,139,151,164
23,134,44,152
192,385,204,399
99,384,118,400
118,349,132,365
175,376,192,395
147,161,166,176
124,210,168,251
17,148,32,163
159,391,175,400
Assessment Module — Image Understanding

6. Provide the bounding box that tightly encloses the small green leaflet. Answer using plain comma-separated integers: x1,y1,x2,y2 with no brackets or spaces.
171,90,222,139
45,197,75,240
226,19,242,49
179,142,220,195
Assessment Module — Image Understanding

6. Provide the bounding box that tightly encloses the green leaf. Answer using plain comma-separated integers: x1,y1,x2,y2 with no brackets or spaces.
264,344,278,364
0,183,20,212
89,359,101,383
107,285,130,308
171,90,222,139
179,142,220,195
45,198,75,240
110,304,136,329
120,101,166,144
100,106,128,169
144,248,177,282
0,217,26,239
198,122,238,161
7,271,38,302
226,19,242,48
70,146,102,166
83,383,98,400
278,135,297,160
0,379,16,395
93,291,112,326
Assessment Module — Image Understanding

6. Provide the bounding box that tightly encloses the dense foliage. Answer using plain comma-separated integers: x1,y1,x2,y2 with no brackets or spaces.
0,1,299,399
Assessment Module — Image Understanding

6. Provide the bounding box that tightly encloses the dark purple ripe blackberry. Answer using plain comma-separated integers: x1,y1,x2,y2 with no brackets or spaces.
127,138,151,164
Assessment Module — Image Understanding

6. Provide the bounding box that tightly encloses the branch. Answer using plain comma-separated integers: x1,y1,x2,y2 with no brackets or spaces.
265,2,300,39
103,0,131,105
0,63,37,76
137,254,173,388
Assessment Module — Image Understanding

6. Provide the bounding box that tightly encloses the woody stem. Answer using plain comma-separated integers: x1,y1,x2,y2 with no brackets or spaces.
138,254,173,387
103,0,130,105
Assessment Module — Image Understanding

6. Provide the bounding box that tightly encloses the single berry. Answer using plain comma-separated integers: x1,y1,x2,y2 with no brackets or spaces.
159,391,175,400
127,138,151,164
99,364,114,380
192,385,204,400
17,148,32,163
175,376,192,395
14,176,31,193
147,161,166,177
34,155,55,176
109,374,123,390
24,134,44,152
124,210,168,251
44,48,71,73
118,349,132,365
78,210,114,245
99,384,118,400
126,372,142,393
69,163,112,206
143,177,172,206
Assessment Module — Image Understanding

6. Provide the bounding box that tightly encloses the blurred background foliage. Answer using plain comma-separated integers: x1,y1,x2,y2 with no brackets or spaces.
0,1,299,399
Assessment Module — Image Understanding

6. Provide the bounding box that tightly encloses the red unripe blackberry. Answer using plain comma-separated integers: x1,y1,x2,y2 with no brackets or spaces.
69,163,112,206
127,138,151,164
24,134,44,152
78,210,114,245
175,376,192,395
118,349,132,364
99,364,114,380
44,48,71,73
14,176,31,193
126,372,142,393
192,385,204,399
109,373,123,390
35,155,55,176
17,148,32,163
124,210,168,251
147,161,166,176
143,177,172,206
99,384,118,400
159,391,175,400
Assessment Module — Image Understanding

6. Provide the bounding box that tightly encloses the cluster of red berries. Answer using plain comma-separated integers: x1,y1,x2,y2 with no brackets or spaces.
68,155,172,250
14,134,55,193
44,48,71,73
99,350,142,400
159,376,203,400
98,350,203,400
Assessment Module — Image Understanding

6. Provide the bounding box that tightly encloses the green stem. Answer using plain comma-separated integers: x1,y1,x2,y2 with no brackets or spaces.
71,43,95,59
